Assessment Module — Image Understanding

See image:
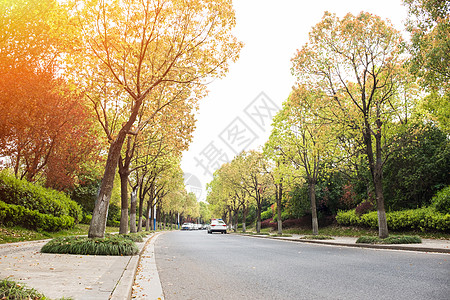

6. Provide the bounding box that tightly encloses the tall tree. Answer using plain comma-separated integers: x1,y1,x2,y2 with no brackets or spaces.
404,0,450,133
69,0,242,237
237,150,272,234
0,0,101,188
292,12,409,238
269,86,335,235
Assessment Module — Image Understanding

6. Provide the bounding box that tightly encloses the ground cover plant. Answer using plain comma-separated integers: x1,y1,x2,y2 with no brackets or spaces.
40,234,141,256
300,235,334,240
356,235,422,244
0,224,119,244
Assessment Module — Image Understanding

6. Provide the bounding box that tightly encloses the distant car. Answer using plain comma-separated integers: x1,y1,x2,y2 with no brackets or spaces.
207,219,227,234
181,223,193,230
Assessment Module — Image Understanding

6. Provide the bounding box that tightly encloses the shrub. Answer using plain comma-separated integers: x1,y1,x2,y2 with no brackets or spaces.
0,278,48,300
41,235,139,256
0,201,75,231
300,235,334,240
432,186,450,214
0,171,82,222
260,218,277,230
355,199,375,216
337,207,450,232
116,232,149,243
282,216,313,228
357,235,422,244
261,207,273,221
81,213,92,225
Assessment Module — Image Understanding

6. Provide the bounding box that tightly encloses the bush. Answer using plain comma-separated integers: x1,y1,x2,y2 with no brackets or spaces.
0,278,48,300
261,207,273,221
81,213,92,225
41,235,139,256
260,218,277,230
0,171,82,222
357,235,422,244
432,186,450,214
336,207,450,232
0,201,75,231
355,200,375,216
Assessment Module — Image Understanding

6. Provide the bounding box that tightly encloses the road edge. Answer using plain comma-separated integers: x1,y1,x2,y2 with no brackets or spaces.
237,234,450,254
110,232,163,300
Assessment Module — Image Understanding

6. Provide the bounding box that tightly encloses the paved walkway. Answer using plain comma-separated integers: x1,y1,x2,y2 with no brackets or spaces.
0,233,161,300
0,232,448,300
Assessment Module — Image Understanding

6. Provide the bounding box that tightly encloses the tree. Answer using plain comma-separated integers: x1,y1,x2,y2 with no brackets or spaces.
236,150,272,234
404,0,450,89
69,0,242,238
292,12,410,238
0,0,101,189
404,0,450,134
269,86,336,235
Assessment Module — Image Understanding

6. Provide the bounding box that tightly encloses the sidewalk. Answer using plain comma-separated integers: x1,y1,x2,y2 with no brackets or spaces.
0,233,163,300
0,232,448,300
240,233,450,254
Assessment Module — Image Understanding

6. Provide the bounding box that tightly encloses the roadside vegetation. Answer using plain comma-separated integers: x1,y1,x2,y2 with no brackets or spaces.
0,0,449,251
0,278,72,300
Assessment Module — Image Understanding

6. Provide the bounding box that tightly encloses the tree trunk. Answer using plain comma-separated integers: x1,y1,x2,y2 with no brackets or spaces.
138,199,143,232
119,170,129,234
375,133,388,238
363,116,389,239
145,200,151,231
256,199,262,234
89,139,124,238
150,204,155,230
242,205,247,233
277,182,283,235
233,210,238,232
88,98,142,238
309,181,319,235
130,189,137,233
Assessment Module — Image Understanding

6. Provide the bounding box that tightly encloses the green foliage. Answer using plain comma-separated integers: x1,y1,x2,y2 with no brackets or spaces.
285,185,310,218
300,235,334,240
41,235,139,256
69,174,101,213
260,207,273,221
336,207,450,232
0,278,48,300
356,235,422,244
0,201,75,231
383,124,450,210
116,232,149,243
0,171,82,222
106,203,121,227
81,213,92,225
272,211,290,222
432,186,450,214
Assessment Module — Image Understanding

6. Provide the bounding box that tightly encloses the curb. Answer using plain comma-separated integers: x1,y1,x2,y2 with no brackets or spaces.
110,233,160,300
238,234,450,254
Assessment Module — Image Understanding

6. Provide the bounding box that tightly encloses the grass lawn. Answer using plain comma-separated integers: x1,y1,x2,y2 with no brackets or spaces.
0,224,120,244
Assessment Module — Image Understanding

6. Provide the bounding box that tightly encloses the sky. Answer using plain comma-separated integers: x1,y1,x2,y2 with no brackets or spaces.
181,0,409,201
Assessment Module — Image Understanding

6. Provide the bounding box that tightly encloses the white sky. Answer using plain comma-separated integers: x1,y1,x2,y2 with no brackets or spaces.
181,0,408,201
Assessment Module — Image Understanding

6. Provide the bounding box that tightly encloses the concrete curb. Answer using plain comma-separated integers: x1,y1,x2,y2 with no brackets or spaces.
110,233,160,300
238,234,450,254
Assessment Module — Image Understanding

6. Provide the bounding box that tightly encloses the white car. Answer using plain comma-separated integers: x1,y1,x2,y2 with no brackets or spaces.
207,219,227,234
181,223,193,230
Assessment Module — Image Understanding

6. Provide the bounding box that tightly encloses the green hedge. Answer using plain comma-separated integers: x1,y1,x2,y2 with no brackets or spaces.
0,201,75,231
432,186,450,214
336,207,450,232
0,171,82,222
41,235,139,256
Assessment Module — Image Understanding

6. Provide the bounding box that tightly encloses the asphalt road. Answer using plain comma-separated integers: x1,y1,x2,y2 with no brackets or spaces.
155,230,449,300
